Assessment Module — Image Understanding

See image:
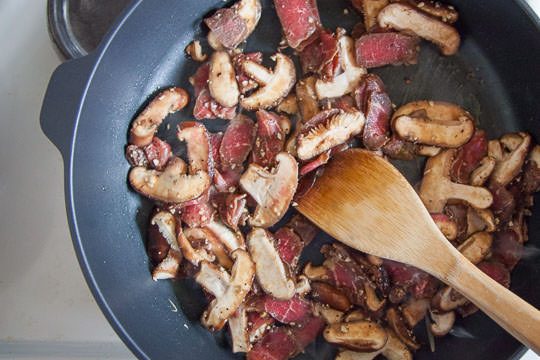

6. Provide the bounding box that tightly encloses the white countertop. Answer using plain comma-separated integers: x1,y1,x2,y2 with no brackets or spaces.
0,0,537,359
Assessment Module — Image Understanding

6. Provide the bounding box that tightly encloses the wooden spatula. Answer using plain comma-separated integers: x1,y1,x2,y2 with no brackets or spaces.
296,148,540,354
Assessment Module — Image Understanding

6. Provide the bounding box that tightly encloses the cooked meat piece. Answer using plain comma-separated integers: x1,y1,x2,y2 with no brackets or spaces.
355,32,419,68
219,115,256,171
274,0,322,49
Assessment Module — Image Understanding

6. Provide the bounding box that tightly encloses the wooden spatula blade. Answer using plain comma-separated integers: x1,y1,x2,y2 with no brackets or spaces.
296,148,455,277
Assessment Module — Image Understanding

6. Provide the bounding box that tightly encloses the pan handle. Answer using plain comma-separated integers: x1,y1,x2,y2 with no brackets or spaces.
40,54,97,159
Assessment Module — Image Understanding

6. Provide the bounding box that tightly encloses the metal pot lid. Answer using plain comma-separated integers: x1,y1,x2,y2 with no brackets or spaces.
47,0,132,59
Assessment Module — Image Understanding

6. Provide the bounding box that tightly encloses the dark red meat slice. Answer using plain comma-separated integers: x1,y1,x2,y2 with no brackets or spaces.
180,201,214,228
492,230,523,270
444,203,468,243
295,167,323,202
290,316,325,349
286,214,319,245
300,32,339,78
220,115,256,170
451,130,487,184
147,217,171,265
521,160,540,194
143,137,172,170
355,33,419,68
252,110,285,167
383,260,438,299
191,63,210,96
214,167,244,193
275,227,304,269
332,95,355,111
262,296,312,324
488,182,516,225
204,8,248,49
299,142,351,176
477,261,511,288
248,329,296,360
209,132,224,170
214,193,247,230
353,74,386,111
233,52,263,94
274,0,322,49
382,135,417,160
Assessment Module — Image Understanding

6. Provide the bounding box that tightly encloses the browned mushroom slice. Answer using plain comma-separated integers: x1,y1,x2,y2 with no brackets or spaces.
150,211,183,280
296,110,366,160
431,213,457,241
381,328,413,360
431,286,467,311
314,303,345,325
466,207,496,236
385,308,419,350
240,152,298,227
240,53,296,110
229,304,250,353
417,145,441,157
129,157,211,203
205,218,246,251
247,228,296,300
364,283,386,312
209,51,240,107
457,232,492,264
176,122,212,174
315,35,367,100
392,101,474,148
185,40,207,62
324,321,388,352
303,262,330,282
401,298,430,328
411,0,458,24
311,282,352,311
429,309,455,337
419,149,493,212
295,274,312,296
195,249,255,331
490,133,532,186
129,87,189,146
377,3,460,55
177,228,215,266
296,76,320,123
470,156,496,186
488,139,504,161
181,227,233,269
276,94,299,115
351,0,389,30
344,310,367,323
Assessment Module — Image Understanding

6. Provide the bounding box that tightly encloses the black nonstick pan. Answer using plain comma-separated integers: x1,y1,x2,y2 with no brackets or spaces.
40,0,540,359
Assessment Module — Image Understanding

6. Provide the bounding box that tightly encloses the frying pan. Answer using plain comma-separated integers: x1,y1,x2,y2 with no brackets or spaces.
40,0,540,359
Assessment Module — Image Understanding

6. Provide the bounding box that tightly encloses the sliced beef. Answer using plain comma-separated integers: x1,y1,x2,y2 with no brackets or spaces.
355,32,419,68
274,0,322,49
252,110,285,167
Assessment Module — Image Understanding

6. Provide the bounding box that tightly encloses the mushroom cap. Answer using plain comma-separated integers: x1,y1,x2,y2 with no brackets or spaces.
129,157,211,203
429,310,456,337
240,152,298,227
209,51,240,108
323,321,388,352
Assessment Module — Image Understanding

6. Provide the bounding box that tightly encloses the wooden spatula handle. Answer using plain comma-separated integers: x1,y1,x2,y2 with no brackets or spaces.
446,252,540,354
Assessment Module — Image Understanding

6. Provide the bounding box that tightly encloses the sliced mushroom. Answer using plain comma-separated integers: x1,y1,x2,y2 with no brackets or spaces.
417,145,441,157
431,213,457,241
129,157,211,203
431,286,467,311
181,227,233,269
209,51,240,107
364,283,386,312
500,133,524,152
315,35,367,100
247,228,296,300
352,0,389,30
248,313,275,344
429,309,455,337
470,156,496,186
177,122,212,174
466,207,496,236
335,349,382,360
177,228,215,266
488,140,504,161
475,208,496,232
366,254,383,267
377,3,460,55
280,115,292,135
240,53,296,110
392,101,474,148
240,152,298,227
296,110,366,160
185,40,207,62
314,303,345,325
419,149,493,212
324,321,388,352
457,232,492,265
529,145,540,166
344,310,367,323
303,262,330,281
401,298,430,328
490,133,532,186
195,260,231,298
276,94,299,115
129,87,189,146
295,274,312,296
311,282,352,311
229,304,250,353
236,0,262,35
204,218,246,251
207,31,224,51
296,76,320,123
150,211,183,280
381,328,412,360
196,249,255,331
385,308,419,350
